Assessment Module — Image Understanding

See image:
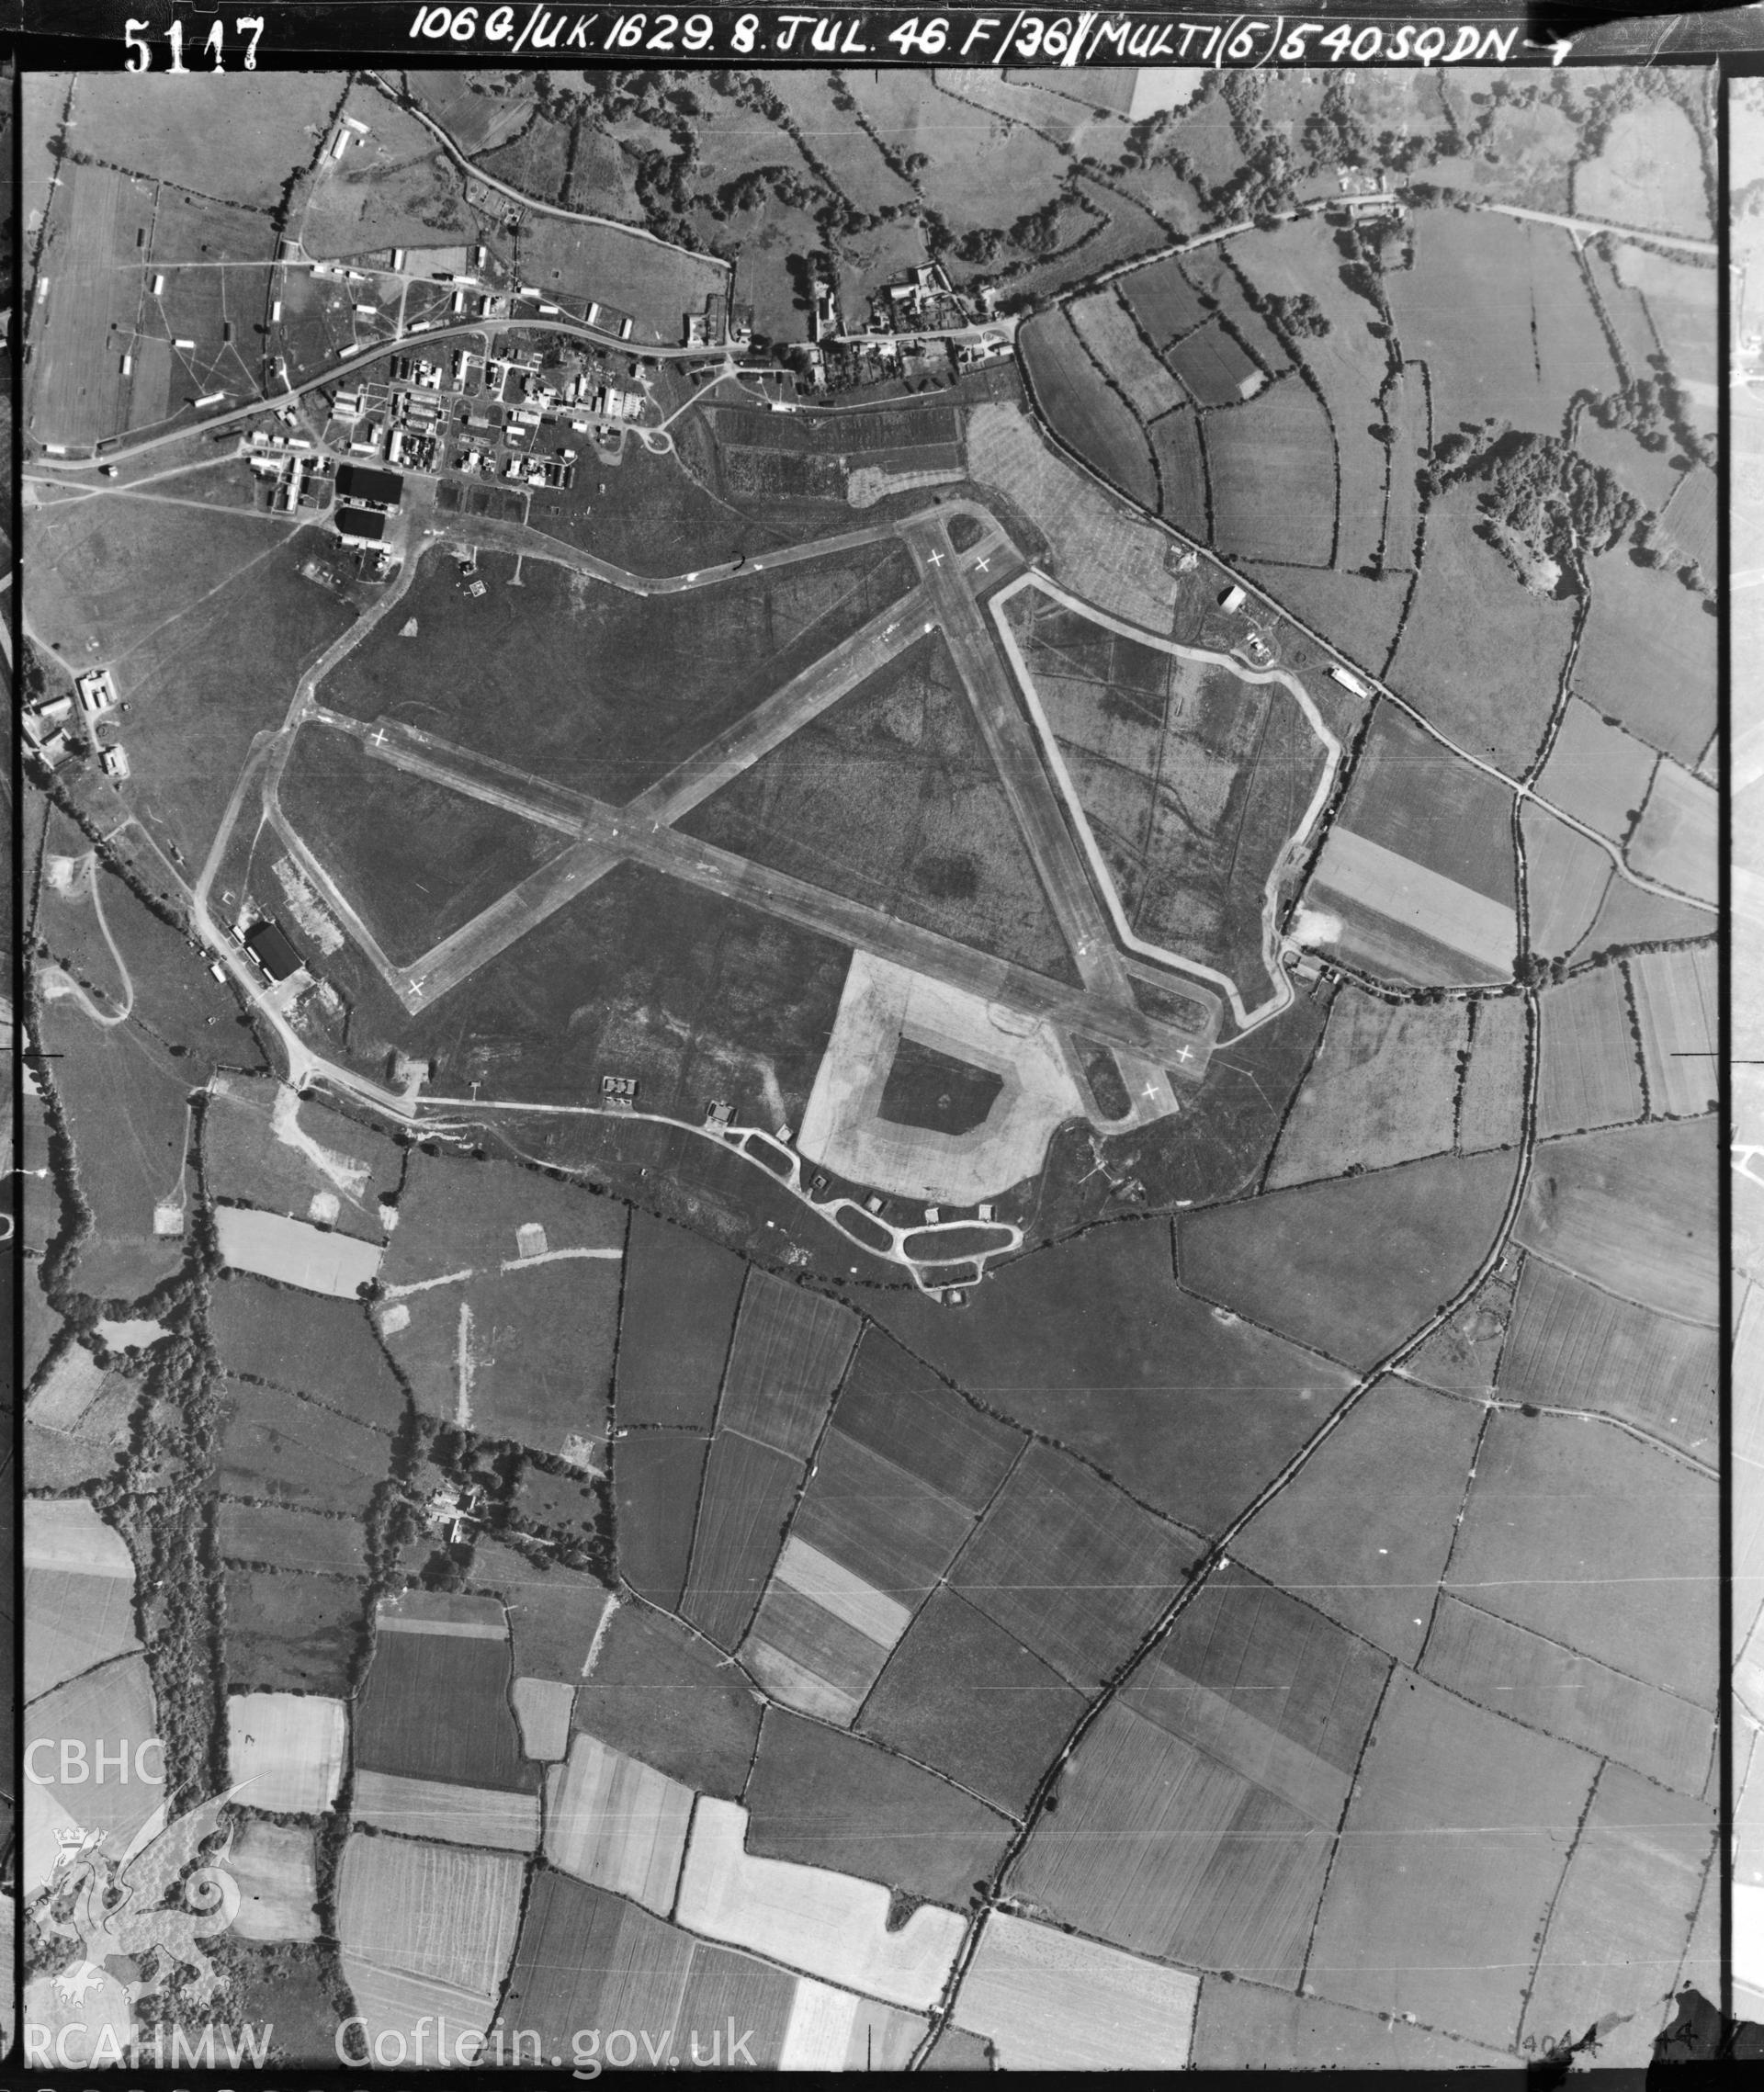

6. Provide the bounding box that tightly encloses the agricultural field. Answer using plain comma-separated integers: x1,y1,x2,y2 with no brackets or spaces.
1266,989,1464,1187
950,1913,1200,2071
1516,1116,1717,1324
1574,103,1712,238
1191,1979,1510,2070
682,633,1076,982
714,1269,860,1456
1628,761,1717,905
37,1001,189,1303
1068,289,1189,421
64,72,339,209
546,1731,692,1911
227,1691,347,1815
208,1273,405,1427
24,1498,142,1703
744,1709,1012,1904
229,1819,322,1944
1442,1408,1716,1710
614,1211,746,1430
218,1499,367,1577
1499,1253,1715,1453
1573,548,1717,766
865,1220,1351,1539
221,1563,367,1693
1537,698,1662,840
1533,964,1645,1137
679,1429,805,1652
25,1654,165,1858
571,1602,760,1800
1522,805,1612,957
1179,1148,1517,1371
1629,942,1717,1115
217,1377,391,1517
1305,1672,1598,2050
859,1585,1086,1815
1385,486,1576,776
354,1593,538,1793
612,1430,708,1611
790,1427,977,1611
1230,1374,1484,1667
1204,383,1336,568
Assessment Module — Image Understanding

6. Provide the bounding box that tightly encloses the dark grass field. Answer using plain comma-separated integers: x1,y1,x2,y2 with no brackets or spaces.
857,1587,1086,1816
217,1499,368,1577
864,1220,1352,1540
744,1707,1012,1904
492,1872,689,2052
572,1601,760,1800
951,1442,1203,1691
612,1430,709,1611
71,72,341,209
354,1624,539,1792
278,722,571,968
1167,318,1264,408
614,1211,747,1430
1229,1374,1485,1668
793,1427,976,1604
831,1330,1023,1514
679,1430,803,1651
1019,308,1157,510
317,537,918,806
216,1375,392,1516
1121,254,1211,347
1572,547,1716,768
1202,381,1337,571
1150,407,1208,538
680,634,1079,984
40,999,190,1304
221,1564,367,1693
1386,487,1577,777
386,1150,627,1272
207,1274,406,1429
1178,1148,1519,1371
1334,703,1519,906
714,1272,859,1459
1007,1699,1333,1981
878,1035,1002,1136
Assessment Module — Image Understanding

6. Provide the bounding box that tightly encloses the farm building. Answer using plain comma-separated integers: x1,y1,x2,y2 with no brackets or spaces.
243,921,304,982
334,462,404,509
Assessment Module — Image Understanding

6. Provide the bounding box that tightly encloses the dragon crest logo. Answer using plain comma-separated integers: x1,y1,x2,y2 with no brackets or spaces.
39,1789,243,2011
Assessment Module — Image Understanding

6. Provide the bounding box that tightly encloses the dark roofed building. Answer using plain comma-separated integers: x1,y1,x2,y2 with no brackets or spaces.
243,921,304,982
335,505,387,545
334,462,404,508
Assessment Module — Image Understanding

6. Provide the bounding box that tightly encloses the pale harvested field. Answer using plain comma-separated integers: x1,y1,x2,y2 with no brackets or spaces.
774,1535,910,1648
967,403,1179,633
1628,944,1717,1117
1420,1592,1713,1795
1522,804,1610,957
1537,698,1660,840
228,1691,346,1815
337,1831,525,1996
25,1498,141,1703
1627,762,1716,905
25,1346,107,1430
229,1819,320,1944
1456,994,1527,1153
1519,1761,1714,2066
1534,965,1645,1137
341,1959,503,2058
1069,289,1189,420
676,1798,965,2011
352,1771,541,1852
953,1911,1199,2069
545,1733,693,1914
1309,827,1517,977
1268,989,1464,1188
512,1677,575,1761
214,1206,384,1296
776,1982,926,2072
